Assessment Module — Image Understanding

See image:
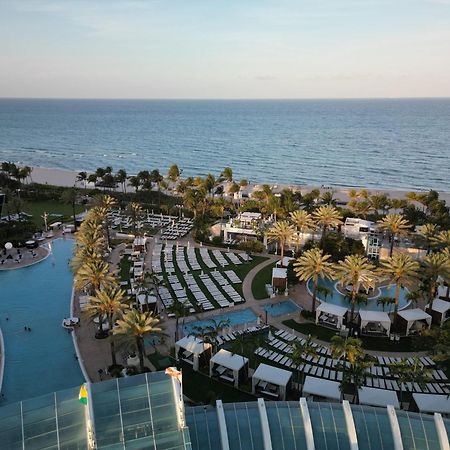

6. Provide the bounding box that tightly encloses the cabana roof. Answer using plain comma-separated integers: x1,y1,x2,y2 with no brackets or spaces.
272,268,287,279
176,336,211,355
316,302,348,317
413,393,450,414
428,298,450,314
358,387,399,409
303,376,341,400
398,308,431,322
359,310,390,324
253,363,292,387
210,349,248,371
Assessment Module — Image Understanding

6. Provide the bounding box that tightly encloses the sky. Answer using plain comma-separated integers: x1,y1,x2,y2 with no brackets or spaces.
1,0,450,99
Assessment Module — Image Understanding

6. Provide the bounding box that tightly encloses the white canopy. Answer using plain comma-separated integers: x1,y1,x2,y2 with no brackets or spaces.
210,349,248,371
316,302,347,317
428,299,450,314
175,336,211,356
272,268,287,279
253,363,292,387
359,310,391,332
137,294,157,305
303,376,341,401
413,393,450,414
358,387,399,409
398,308,432,335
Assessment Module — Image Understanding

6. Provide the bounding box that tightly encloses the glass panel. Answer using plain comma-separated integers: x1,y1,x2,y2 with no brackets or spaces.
185,406,221,450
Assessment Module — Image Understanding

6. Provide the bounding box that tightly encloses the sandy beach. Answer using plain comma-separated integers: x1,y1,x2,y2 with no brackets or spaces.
27,165,450,204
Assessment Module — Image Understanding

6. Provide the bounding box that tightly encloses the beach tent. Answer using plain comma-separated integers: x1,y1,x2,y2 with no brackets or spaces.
397,309,432,335
209,349,248,388
175,336,212,371
315,303,347,330
252,363,292,400
359,310,391,336
358,387,399,409
425,299,450,327
412,393,450,416
302,376,341,401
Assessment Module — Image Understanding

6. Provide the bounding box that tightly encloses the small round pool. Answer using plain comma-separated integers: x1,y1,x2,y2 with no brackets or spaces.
306,278,410,312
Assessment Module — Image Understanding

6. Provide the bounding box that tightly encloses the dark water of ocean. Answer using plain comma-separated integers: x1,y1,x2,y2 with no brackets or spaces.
0,98,449,191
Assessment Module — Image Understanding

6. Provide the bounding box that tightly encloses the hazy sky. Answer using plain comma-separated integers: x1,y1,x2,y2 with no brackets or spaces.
1,0,450,99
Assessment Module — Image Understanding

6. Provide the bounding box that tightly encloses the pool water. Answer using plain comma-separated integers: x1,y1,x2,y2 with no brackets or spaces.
0,239,84,404
264,300,301,317
307,278,409,312
182,308,257,335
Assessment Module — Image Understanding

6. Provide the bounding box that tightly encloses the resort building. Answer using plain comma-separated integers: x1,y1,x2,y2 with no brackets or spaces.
222,212,267,244
1,370,449,449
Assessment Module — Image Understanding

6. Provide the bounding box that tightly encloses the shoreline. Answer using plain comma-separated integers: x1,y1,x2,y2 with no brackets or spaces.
25,164,450,203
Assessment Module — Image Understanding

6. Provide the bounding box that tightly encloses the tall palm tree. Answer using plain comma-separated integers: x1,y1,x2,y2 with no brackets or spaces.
290,335,318,391
312,205,342,243
421,252,450,310
167,298,190,342
289,210,315,251
113,309,164,372
96,195,116,248
127,202,143,235
341,358,373,404
294,248,335,313
377,296,396,312
86,286,129,362
74,260,115,295
190,319,230,354
377,214,411,257
266,220,295,260
418,224,439,254
431,230,450,250
335,255,377,326
378,254,420,324
388,357,432,407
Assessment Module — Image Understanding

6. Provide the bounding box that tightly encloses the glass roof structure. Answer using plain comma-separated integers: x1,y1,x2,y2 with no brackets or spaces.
0,370,448,449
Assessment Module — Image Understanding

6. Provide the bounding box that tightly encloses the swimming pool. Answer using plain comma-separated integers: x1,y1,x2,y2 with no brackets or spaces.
264,300,301,317
306,278,410,312
0,239,84,404
182,308,258,335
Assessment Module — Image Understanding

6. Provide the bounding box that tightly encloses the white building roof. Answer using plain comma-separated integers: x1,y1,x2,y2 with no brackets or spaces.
359,310,391,325
398,308,432,322
175,336,211,355
428,298,450,314
253,363,292,387
316,302,348,317
358,387,399,409
303,376,341,400
210,349,248,371
272,268,287,279
413,393,450,414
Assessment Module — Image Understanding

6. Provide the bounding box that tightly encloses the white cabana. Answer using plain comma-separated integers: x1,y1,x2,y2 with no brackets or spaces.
302,376,341,402
413,393,450,416
316,303,347,330
426,299,450,326
359,310,391,336
252,363,292,400
137,294,157,312
209,349,249,387
175,336,212,371
272,267,287,290
358,387,399,409
397,309,432,335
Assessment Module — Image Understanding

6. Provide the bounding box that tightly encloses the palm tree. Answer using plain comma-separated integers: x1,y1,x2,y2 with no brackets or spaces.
167,298,190,341
330,335,364,386
421,252,450,310
335,255,377,326
113,309,164,372
418,224,439,254
377,214,411,257
86,286,129,362
388,357,432,407
96,195,116,248
431,230,450,250
377,296,396,312
266,220,295,260
74,260,115,295
341,358,373,404
293,248,335,313
115,169,128,193
76,171,88,189
128,176,141,192
290,335,318,392
312,205,342,243
127,202,143,235
190,319,230,354
378,254,420,325
289,210,315,251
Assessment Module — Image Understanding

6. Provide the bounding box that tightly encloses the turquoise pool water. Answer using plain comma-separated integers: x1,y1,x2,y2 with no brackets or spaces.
307,278,409,312
182,308,257,335
0,239,84,404
264,300,301,317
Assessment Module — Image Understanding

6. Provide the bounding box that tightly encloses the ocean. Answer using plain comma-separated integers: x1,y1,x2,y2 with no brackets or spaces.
0,98,449,191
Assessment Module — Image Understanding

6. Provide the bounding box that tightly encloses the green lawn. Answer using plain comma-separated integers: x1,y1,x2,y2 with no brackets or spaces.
21,200,85,227
282,319,430,352
251,261,276,299
181,363,257,404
